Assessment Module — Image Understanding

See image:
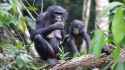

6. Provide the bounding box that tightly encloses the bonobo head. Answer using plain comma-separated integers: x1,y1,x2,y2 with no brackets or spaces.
70,20,84,35
46,5,68,23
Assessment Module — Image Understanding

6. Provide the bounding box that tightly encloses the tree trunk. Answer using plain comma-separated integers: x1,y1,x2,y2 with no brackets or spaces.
96,0,109,34
82,0,92,32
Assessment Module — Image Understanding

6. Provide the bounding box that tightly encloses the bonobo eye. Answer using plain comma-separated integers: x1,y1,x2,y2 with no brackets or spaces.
53,13,64,22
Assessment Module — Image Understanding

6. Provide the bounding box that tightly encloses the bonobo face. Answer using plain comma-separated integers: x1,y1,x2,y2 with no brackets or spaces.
52,12,64,22
47,5,68,23
72,26,80,35
71,20,84,35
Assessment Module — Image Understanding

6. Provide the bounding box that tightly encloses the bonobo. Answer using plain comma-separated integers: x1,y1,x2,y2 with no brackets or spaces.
64,19,90,56
32,5,68,65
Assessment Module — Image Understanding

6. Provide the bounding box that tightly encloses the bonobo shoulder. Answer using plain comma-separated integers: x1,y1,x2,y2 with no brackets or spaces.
37,12,47,21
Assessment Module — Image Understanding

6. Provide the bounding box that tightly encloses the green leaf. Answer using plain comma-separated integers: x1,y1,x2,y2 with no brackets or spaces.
8,47,19,55
114,62,125,70
17,17,28,33
16,55,24,68
0,10,16,26
106,1,123,11
20,54,32,63
104,1,123,17
16,54,32,68
0,3,11,11
112,46,120,62
112,7,125,45
91,30,106,57
15,40,23,49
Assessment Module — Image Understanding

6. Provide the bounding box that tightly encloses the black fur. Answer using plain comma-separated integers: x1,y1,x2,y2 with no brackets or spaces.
32,5,68,65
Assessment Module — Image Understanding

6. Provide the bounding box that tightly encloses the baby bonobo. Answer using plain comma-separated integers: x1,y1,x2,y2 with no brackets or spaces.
64,19,90,56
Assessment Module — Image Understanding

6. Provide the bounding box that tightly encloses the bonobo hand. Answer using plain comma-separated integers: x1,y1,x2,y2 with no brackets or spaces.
52,22,64,30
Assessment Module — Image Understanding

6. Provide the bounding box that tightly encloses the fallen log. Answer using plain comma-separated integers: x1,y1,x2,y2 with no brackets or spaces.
51,54,111,70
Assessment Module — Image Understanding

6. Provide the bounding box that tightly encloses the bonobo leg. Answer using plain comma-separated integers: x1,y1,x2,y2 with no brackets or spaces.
34,34,58,65
49,38,61,59
49,38,60,54
80,29,91,53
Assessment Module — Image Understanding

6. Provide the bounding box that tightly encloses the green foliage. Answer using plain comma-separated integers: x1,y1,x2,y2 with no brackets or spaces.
110,1,125,70
106,1,123,14
112,62,125,70
17,17,29,33
105,1,123,23
115,63,125,70
91,30,106,57
112,46,120,62
112,7,125,45
58,46,70,60
107,1,123,10
0,10,15,26
16,53,33,69
0,0,125,70
0,0,37,69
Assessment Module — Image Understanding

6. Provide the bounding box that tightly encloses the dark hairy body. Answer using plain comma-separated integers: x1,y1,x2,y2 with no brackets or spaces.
31,5,68,65
64,20,90,56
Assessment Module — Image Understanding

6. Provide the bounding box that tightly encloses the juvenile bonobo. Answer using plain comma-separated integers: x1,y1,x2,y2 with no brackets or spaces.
64,20,90,56
32,5,68,65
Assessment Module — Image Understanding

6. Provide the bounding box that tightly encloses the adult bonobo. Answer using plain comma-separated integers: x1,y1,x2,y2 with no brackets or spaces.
32,5,68,65
64,19,90,56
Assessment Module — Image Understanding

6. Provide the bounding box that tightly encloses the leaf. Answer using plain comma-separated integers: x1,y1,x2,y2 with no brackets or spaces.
15,40,23,49
17,17,28,33
0,10,17,26
112,46,120,62
104,1,123,16
19,54,32,63
91,30,106,57
0,3,11,11
114,62,125,70
0,10,10,25
16,55,24,68
112,7,125,45
106,1,123,11
16,54,33,68
9,0,23,15
8,47,19,55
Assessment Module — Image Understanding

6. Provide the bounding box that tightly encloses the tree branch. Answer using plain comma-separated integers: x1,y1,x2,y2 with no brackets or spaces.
51,54,111,70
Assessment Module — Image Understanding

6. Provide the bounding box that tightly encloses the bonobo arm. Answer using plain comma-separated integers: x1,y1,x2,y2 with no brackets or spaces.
81,29,91,48
67,37,79,54
35,22,64,36
61,30,65,41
